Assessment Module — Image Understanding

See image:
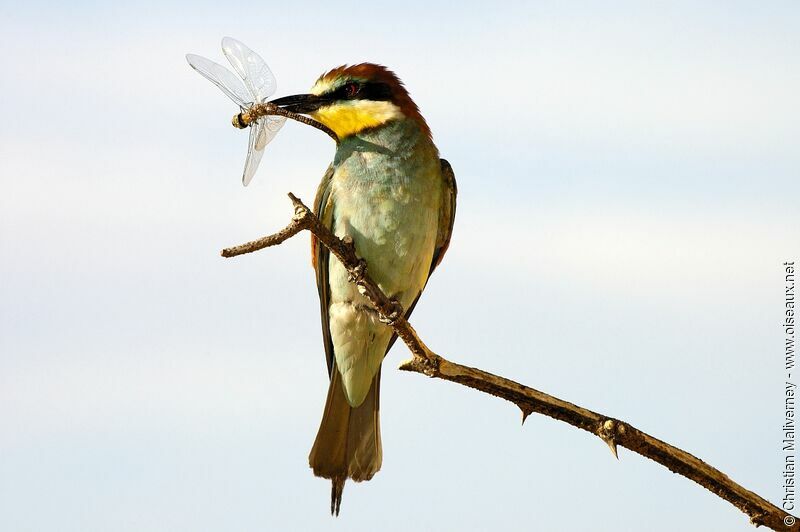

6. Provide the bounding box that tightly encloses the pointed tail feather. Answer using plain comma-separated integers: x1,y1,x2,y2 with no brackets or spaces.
309,365,382,516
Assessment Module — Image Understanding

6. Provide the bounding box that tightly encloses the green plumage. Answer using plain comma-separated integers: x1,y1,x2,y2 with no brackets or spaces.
309,116,456,514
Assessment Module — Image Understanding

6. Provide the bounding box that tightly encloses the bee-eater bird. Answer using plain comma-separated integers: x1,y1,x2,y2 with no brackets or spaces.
271,64,456,515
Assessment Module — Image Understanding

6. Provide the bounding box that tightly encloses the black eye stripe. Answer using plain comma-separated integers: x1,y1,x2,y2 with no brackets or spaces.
359,82,392,101
330,81,392,102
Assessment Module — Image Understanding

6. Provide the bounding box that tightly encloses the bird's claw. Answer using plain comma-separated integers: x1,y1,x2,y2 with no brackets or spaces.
348,259,367,283
379,299,404,325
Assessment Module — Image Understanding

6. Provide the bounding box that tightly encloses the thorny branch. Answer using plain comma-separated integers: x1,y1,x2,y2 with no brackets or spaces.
222,194,796,531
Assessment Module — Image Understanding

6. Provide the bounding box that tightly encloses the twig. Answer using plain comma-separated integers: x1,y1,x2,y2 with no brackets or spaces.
220,195,311,258
222,193,796,531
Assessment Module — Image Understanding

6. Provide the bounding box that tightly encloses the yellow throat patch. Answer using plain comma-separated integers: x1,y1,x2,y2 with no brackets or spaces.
310,100,402,139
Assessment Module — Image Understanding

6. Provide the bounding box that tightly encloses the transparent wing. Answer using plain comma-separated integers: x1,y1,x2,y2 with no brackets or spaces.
242,121,265,186
265,115,287,134
241,116,287,186
186,53,252,107
221,37,277,103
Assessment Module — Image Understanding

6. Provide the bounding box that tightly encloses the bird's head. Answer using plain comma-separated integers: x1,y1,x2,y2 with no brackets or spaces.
270,63,430,140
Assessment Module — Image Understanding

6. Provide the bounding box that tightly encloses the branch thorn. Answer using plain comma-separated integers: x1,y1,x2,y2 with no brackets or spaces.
599,419,620,460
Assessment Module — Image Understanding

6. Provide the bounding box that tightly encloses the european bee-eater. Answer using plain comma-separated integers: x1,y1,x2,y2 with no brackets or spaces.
271,64,456,515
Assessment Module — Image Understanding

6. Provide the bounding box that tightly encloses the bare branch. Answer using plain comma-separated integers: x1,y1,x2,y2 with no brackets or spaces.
222,193,795,531
221,195,311,258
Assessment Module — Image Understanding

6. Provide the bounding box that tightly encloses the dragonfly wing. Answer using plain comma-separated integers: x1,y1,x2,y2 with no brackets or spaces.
241,117,287,186
221,37,277,102
242,119,266,186
265,115,287,133
186,54,251,107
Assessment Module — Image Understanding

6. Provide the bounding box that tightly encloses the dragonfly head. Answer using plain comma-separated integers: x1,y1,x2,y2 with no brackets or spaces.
231,111,250,129
269,63,430,140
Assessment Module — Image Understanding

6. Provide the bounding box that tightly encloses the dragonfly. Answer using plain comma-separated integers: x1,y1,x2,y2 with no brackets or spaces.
186,37,287,186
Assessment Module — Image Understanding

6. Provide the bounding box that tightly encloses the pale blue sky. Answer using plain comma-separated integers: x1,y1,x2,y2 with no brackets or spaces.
1,1,798,531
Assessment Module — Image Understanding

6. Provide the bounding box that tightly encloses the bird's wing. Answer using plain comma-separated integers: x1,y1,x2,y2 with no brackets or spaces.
384,157,458,354
430,158,458,276
312,165,336,377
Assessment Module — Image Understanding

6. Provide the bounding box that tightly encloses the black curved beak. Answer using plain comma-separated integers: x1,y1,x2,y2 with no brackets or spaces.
269,93,330,114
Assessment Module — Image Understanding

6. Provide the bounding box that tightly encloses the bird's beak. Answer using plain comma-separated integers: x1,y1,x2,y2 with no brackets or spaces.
269,94,330,114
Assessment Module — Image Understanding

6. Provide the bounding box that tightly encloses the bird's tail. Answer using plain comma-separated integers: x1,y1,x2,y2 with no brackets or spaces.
309,364,382,516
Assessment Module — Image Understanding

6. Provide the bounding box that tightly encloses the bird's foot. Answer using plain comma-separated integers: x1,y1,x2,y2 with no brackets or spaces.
379,299,404,325
347,258,367,283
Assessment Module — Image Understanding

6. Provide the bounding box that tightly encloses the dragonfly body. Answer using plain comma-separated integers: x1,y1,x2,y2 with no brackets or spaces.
232,102,273,129
233,102,339,142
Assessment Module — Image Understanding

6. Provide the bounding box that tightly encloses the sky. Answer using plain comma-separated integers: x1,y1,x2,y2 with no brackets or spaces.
1,1,798,530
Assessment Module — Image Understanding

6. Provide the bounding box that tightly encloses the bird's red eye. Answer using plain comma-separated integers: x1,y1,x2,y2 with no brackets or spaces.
344,82,360,98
